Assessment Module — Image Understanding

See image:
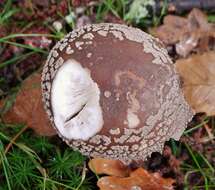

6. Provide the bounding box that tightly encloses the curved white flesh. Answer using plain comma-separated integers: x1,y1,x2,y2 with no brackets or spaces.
51,59,103,140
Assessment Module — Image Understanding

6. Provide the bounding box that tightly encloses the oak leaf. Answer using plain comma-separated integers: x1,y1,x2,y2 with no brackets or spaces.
176,51,215,116
98,168,175,190
88,158,175,190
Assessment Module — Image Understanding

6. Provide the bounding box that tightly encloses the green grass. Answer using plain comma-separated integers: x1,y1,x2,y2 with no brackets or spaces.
95,0,127,21
170,116,215,190
0,1,215,189
0,0,19,26
0,123,92,190
181,144,215,190
0,33,61,70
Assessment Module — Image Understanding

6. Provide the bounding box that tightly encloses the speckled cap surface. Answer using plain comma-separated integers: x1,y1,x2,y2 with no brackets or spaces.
41,23,194,164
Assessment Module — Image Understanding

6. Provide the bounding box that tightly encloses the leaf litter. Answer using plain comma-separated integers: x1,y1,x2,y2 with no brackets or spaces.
0,3,215,190
89,158,175,190
1,72,56,136
176,51,215,116
152,8,215,57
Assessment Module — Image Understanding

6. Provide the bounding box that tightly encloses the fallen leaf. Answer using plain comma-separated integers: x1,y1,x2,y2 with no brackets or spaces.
88,158,175,190
176,9,214,57
89,158,130,177
98,168,175,190
176,51,215,116
152,8,215,57
187,8,210,31
176,31,200,57
2,72,56,136
151,15,188,45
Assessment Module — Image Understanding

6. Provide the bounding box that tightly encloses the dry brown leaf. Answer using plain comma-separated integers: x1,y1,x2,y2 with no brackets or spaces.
151,15,188,45
176,9,214,57
2,72,56,136
176,51,215,116
89,158,175,190
187,8,210,31
152,8,215,57
176,31,200,57
89,158,130,177
98,168,175,190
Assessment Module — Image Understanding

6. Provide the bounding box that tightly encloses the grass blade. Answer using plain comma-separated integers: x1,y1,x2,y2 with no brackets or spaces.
0,141,12,190
0,51,36,69
0,40,47,54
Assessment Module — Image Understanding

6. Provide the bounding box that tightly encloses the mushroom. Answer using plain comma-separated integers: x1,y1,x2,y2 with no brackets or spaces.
41,23,194,164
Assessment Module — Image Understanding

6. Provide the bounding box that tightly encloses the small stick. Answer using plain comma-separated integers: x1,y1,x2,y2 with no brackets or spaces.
203,123,214,143
4,125,28,154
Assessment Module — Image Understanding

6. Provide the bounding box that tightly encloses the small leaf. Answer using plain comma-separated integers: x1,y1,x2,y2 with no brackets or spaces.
2,72,56,136
176,51,215,116
89,158,130,177
98,168,175,190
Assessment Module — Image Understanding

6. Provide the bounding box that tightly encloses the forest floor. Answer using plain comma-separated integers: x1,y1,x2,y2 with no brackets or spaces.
0,1,215,190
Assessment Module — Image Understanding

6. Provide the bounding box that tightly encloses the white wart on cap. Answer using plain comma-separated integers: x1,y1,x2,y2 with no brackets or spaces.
41,23,194,164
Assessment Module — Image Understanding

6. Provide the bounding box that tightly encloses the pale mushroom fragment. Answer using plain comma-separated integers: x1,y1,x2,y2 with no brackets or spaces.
41,23,194,164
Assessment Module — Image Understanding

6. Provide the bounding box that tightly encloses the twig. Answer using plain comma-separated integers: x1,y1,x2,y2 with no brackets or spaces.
4,125,28,154
203,123,214,143
200,136,215,143
75,162,87,190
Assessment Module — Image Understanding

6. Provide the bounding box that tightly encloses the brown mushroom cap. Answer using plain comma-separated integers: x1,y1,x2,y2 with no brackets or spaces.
41,23,193,164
